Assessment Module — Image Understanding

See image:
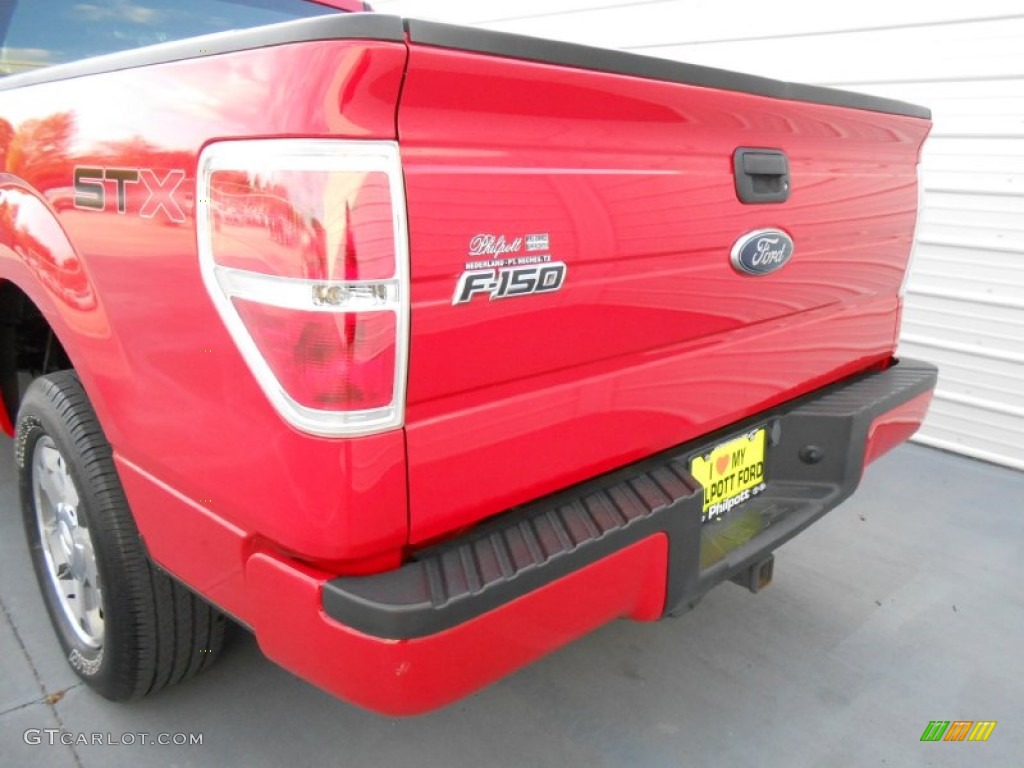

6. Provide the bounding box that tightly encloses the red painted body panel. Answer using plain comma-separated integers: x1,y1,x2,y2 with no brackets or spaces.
247,535,668,715
864,389,934,468
406,298,898,544
397,46,930,543
116,454,252,621
0,40,410,565
311,0,369,11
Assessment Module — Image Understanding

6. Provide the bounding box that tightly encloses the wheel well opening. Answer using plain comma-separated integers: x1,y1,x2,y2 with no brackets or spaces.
0,281,72,425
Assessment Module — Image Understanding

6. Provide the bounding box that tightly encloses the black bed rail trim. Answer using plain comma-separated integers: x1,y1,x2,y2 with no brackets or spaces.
1,13,930,122
404,19,931,121
323,359,938,640
0,14,405,91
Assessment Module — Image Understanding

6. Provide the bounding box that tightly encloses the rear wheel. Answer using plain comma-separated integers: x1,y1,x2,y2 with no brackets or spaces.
16,371,225,699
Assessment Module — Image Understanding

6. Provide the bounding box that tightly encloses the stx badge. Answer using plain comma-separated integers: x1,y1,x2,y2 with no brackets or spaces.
453,232,566,305
73,166,186,223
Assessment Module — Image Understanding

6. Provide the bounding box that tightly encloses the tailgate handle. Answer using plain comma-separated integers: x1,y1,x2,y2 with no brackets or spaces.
733,148,790,204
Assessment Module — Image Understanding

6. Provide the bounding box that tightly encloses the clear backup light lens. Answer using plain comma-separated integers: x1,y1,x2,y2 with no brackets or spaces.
197,140,409,437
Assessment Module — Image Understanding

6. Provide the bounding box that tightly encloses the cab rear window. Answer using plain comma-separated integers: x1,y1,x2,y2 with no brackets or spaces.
0,0,341,76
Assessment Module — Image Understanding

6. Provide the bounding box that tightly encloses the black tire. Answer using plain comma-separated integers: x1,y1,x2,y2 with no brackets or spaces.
16,371,225,700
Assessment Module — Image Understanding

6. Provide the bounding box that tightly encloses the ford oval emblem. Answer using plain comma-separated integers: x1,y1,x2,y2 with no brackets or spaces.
730,229,795,275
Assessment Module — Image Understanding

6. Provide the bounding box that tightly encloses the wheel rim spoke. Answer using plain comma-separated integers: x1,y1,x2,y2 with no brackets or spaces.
31,436,104,648
35,446,62,512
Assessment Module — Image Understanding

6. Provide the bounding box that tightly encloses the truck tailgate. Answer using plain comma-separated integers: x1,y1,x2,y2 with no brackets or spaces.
396,24,931,544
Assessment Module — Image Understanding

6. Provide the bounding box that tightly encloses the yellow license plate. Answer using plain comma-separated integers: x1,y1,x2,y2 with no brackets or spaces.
690,428,767,520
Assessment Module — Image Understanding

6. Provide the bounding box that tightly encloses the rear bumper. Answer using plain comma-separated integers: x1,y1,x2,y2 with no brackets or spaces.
249,358,936,715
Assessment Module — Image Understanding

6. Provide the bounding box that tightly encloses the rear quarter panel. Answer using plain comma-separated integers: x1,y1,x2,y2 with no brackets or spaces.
0,39,409,566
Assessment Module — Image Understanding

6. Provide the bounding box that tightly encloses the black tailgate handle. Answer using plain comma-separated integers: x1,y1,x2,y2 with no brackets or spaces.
733,148,790,204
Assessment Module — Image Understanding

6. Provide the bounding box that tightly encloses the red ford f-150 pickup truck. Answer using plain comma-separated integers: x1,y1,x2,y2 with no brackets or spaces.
0,1,936,715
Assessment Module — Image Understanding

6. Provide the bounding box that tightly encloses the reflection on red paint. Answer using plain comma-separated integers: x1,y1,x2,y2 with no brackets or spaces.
0,186,95,311
209,169,395,280
0,40,410,564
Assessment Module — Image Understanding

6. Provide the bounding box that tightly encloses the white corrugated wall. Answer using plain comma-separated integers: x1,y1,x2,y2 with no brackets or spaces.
376,0,1024,470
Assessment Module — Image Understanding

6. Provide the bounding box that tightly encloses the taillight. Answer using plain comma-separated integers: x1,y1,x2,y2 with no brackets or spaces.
196,140,409,436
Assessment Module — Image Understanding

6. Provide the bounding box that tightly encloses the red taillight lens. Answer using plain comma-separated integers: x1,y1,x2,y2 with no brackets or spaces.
231,301,397,411
208,170,395,281
197,140,408,436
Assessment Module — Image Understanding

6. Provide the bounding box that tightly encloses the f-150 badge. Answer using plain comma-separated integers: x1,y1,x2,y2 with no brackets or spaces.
453,233,566,305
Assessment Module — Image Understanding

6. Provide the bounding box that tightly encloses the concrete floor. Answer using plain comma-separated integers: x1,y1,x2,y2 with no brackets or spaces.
0,437,1021,768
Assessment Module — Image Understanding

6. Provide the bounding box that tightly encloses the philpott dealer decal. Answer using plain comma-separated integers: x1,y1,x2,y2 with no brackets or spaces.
452,233,567,305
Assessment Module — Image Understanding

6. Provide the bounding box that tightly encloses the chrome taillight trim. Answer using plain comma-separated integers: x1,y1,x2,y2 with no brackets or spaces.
214,268,401,313
196,139,410,438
